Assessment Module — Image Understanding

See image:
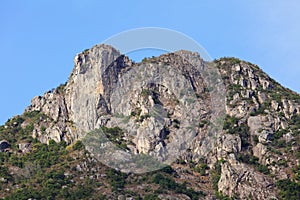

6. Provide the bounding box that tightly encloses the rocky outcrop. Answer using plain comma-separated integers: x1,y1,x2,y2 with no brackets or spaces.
65,45,127,134
26,44,127,143
218,161,277,199
18,142,32,154
20,44,300,199
25,45,215,164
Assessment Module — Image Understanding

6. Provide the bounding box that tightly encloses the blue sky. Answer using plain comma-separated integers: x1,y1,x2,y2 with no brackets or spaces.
1,0,300,124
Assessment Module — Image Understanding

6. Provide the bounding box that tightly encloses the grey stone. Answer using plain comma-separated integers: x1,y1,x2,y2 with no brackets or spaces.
21,44,300,199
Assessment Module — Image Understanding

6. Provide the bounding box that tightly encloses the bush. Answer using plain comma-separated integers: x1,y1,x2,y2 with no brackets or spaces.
107,168,127,191
195,163,208,175
211,161,222,191
153,173,176,190
144,194,160,200
290,114,300,132
256,164,270,174
219,57,241,65
152,173,204,200
223,115,250,149
56,82,66,94
237,153,270,175
160,165,175,174
23,111,49,123
73,140,84,150
276,179,300,200
237,153,258,165
0,165,13,181
5,188,43,200
215,191,233,200
24,140,67,168
198,120,208,128
101,126,129,150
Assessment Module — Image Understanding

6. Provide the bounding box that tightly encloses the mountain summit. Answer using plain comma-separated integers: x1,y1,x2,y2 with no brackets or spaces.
1,44,300,199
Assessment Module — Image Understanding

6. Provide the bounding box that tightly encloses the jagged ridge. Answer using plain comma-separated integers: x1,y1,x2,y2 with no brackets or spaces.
1,44,300,199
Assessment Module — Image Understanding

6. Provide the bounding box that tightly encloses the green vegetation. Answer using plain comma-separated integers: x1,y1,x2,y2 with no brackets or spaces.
107,168,127,191
6,178,96,200
141,88,151,97
101,126,129,150
130,107,142,117
237,153,258,165
102,165,204,199
1,126,204,199
290,114,300,132
189,158,209,176
211,160,223,191
23,110,50,123
249,100,272,116
144,194,160,200
267,85,300,105
1,139,93,199
269,129,289,148
223,115,239,133
0,111,50,147
276,179,300,200
293,165,300,181
223,115,250,149
250,106,266,116
141,57,149,63
130,106,152,122
56,82,67,94
218,57,241,65
0,165,13,182
160,165,174,174
194,163,208,176
0,112,107,199
237,153,270,175
273,129,288,140
72,140,84,150
152,173,204,200
0,116,26,145
198,120,208,128
0,139,67,169
141,88,160,105
141,56,157,64
227,84,242,101
215,192,234,200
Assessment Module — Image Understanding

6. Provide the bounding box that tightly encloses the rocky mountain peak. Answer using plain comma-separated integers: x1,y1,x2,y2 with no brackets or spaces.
2,44,300,199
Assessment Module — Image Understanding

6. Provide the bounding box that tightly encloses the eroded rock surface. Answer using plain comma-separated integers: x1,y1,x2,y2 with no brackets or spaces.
21,44,300,199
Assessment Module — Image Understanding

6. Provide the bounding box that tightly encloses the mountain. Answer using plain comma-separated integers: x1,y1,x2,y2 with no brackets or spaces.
1,44,300,199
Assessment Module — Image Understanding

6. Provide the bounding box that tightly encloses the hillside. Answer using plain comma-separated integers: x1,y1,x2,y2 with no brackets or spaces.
1,44,300,199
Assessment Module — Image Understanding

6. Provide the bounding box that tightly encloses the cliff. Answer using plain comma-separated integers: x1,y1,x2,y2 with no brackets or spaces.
1,44,300,199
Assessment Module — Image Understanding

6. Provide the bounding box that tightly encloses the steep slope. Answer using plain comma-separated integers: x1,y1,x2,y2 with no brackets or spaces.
1,44,300,199
214,58,300,199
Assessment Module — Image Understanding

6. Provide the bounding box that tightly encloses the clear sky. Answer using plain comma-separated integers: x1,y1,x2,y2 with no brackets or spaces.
1,0,300,125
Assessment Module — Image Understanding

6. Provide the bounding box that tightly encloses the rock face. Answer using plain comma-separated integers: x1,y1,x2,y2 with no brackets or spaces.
65,46,125,134
21,44,300,199
18,142,32,153
26,44,215,163
26,45,128,143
